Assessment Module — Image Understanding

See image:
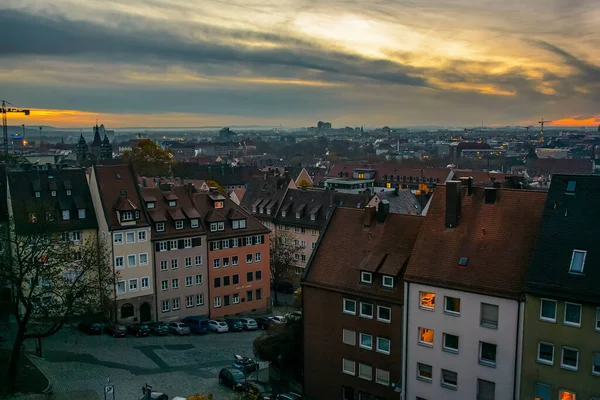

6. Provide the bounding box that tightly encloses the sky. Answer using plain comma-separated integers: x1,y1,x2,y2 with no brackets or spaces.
1,0,599,129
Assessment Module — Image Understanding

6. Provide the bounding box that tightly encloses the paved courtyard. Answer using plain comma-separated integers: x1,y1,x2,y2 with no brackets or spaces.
21,326,264,400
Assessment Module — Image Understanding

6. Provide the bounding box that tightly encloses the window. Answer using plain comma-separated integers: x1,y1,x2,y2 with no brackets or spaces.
160,260,168,271
174,220,183,230
255,270,262,280
191,219,199,228
247,290,253,301
139,253,148,265
417,363,432,382
360,302,373,319
535,383,551,400
171,259,178,269
294,253,300,261
377,306,391,322
360,271,372,284
213,259,220,268
162,300,169,312
159,241,168,251
255,252,262,262
444,296,461,315
196,294,204,306
477,379,495,400
559,390,576,400
311,242,316,250
156,222,165,232
358,363,372,381
343,298,356,315
116,280,126,294
343,329,356,346
232,256,238,266
121,211,133,221
127,254,136,267
126,231,135,243
128,278,138,292
221,276,229,286
172,298,180,310
169,240,177,250
569,250,586,274
597,308,600,331
78,209,86,219
115,256,124,269
62,210,70,220
114,233,123,244
231,238,239,247
147,201,155,209
246,254,253,263
566,180,577,193
161,280,168,290
141,277,149,289
420,291,435,310
195,274,203,285
441,369,457,390
210,223,218,232
342,359,355,376
564,302,582,327
359,333,373,349
186,296,194,308
561,347,579,371
185,276,193,287
233,293,239,304
224,295,230,306
377,337,390,354
214,277,221,288
29,213,37,224
171,278,179,289
195,256,202,266
382,275,394,288
232,219,246,229
185,257,192,267
168,200,176,207
217,222,225,231
443,333,459,353
479,342,497,367
223,257,230,267
536,342,554,365
375,368,390,386
138,230,146,241
214,201,224,209
481,303,499,329
233,274,239,284
418,327,434,346
184,238,192,248
245,271,253,283
214,296,222,308
593,353,600,376
540,299,557,322
35,191,40,198
256,289,262,300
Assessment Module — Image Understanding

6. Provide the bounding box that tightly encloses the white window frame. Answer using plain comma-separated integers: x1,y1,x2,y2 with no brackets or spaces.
159,241,168,252
540,298,557,323
138,230,147,242
186,296,194,308
479,341,497,367
141,276,150,290
146,201,155,209
121,211,133,221
116,280,126,294
195,256,202,266
184,238,192,248
342,329,356,346
62,210,70,220
359,333,373,350
113,233,123,244
444,296,461,316
214,296,222,308
596,308,600,331
156,222,165,232
128,278,139,292
169,240,177,250
342,359,355,376
195,274,203,285
377,305,391,323
175,220,184,230
161,300,169,312
191,219,199,228
360,271,372,284
232,256,238,266
139,253,148,265
419,291,435,311
114,256,124,269
382,275,394,288
375,368,390,386
213,259,220,269
246,254,253,264
418,327,434,347
233,293,240,304
358,363,372,381
172,297,180,310
441,369,458,390
359,302,373,319
127,254,136,267
78,209,86,219
217,221,225,231
537,342,554,365
210,223,218,232
443,333,459,353
255,252,262,262
171,278,179,289
417,363,433,382
561,347,579,371
185,257,192,267
126,231,135,243
376,337,391,355
343,298,356,315
161,280,168,290
569,249,586,274
223,257,230,267
480,303,499,329
168,200,176,207
593,352,600,376
160,260,168,271
196,294,204,306
52,190,57,196
564,302,582,327
185,276,193,287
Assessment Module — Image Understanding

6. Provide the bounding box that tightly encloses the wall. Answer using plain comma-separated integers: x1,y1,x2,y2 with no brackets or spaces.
520,294,600,399
405,282,520,400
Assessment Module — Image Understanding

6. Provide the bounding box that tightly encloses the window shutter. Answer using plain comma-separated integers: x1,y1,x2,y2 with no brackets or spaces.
192,238,201,247
155,243,160,252
178,240,184,249
240,238,245,247
167,241,171,251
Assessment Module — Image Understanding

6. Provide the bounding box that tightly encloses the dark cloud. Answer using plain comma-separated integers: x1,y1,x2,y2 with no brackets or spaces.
533,40,600,83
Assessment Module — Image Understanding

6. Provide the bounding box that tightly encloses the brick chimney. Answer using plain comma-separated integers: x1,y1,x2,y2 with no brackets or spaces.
445,180,462,228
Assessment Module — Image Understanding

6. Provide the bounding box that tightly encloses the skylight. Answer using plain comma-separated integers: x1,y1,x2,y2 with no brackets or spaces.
116,173,122,179
459,257,468,266
566,180,576,194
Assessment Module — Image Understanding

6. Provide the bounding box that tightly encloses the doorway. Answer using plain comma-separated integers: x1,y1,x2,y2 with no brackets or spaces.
140,302,151,322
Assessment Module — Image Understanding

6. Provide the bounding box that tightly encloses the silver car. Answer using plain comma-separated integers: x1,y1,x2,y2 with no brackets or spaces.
239,318,258,330
168,322,190,335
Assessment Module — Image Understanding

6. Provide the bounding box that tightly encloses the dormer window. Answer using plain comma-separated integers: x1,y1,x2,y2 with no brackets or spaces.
62,210,70,220
135,211,140,219
215,201,224,209
569,250,586,274
210,223,218,232
252,205,257,213
51,191,56,197
156,222,165,232
168,200,176,207
66,189,71,196
266,208,271,215
217,222,225,231
78,209,86,219
360,271,373,284
35,191,40,198
382,275,394,288
121,211,134,221
281,210,287,217
259,207,264,214
147,202,155,209
310,213,316,221
232,219,246,229
295,212,300,219
191,219,199,228
175,220,184,230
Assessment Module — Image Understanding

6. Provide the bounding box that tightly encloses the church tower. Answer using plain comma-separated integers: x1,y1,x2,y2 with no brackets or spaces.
75,134,89,164
100,134,113,160
89,123,103,160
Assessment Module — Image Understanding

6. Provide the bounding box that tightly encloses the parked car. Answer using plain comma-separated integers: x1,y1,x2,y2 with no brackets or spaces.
127,323,150,337
238,318,258,330
269,316,286,325
276,393,302,400
245,380,273,400
225,318,244,332
77,322,104,335
208,320,229,333
232,354,259,374
285,311,302,322
255,317,274,330
274,281,294,294
181,316,209,334
104,323,127,337
147,322,169,336
218,367,246,391
168,322,191,335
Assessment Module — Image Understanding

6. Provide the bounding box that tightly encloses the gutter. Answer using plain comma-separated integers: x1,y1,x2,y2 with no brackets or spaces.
514,296,525,400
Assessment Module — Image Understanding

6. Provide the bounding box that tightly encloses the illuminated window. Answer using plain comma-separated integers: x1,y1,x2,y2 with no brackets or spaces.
418,327,434,346
559,390,576,400
357,173,365,179
29,213,37,223
420,292,435,310
386,183,391,188
214,201,224,209
535,383,551,400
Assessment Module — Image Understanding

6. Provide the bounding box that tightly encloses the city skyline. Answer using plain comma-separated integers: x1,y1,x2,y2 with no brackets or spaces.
1,0,599,128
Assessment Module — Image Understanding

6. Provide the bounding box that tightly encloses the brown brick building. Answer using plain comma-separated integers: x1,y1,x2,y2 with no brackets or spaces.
302,205,423,400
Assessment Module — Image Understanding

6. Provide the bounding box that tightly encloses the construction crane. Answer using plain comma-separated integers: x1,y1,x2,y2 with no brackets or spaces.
1,100,30,159
538,118,552,144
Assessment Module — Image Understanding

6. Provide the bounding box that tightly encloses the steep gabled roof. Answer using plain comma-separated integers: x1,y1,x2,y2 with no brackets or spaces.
525,175,600,303
404,185,546,300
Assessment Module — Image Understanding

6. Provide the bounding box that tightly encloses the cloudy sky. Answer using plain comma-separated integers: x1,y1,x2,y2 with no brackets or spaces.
1,0,599,128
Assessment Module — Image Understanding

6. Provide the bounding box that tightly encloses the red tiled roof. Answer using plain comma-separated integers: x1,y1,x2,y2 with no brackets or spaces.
304,208,424,301
404,185,547,299
530,159,593,175
452,169,509,185
327,162,451,182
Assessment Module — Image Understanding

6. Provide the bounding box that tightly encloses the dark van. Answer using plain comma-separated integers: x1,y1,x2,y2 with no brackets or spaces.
182,316,209,334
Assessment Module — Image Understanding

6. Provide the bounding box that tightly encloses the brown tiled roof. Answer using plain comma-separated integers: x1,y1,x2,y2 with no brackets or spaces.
167,208,185,221
148,209,167,222
452,169,509,185
403,185,547,300
304,208,424,302
328,162,452,183
114,197,138,211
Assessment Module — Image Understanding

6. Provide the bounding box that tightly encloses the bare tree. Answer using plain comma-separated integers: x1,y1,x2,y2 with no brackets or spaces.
269,231,300,304
0,219,115,387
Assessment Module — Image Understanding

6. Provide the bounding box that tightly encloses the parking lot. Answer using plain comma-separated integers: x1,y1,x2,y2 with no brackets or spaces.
24,325,264,399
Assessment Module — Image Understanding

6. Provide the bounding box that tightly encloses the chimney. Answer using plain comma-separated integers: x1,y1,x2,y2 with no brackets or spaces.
142,178,147,187
445,180,462,228
376,200,390,223
484,188,497,204
394,187,399,196
493,181,502,189
468,177,473,196
364,206,376,227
